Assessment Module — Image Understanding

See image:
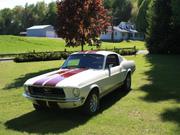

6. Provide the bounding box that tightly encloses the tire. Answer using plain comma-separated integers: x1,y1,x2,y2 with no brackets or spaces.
122,73,131,91
33,103,48,111
83,90,100,115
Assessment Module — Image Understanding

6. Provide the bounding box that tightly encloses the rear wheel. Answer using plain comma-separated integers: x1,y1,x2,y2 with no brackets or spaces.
122,73,131,91
83,90,99,115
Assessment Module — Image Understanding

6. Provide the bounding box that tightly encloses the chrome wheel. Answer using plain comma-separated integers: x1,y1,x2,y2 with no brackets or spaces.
126,75,131,90
89,94,98,113
83,90,99,115
122,73,131,91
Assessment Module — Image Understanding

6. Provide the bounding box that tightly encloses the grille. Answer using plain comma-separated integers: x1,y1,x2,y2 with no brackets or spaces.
28,86,65,98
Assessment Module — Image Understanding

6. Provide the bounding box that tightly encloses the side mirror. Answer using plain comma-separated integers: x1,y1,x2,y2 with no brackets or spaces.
105,64,113,70
108,64,113,69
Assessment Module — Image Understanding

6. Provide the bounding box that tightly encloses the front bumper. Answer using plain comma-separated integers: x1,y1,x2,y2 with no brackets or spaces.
23,93,85,109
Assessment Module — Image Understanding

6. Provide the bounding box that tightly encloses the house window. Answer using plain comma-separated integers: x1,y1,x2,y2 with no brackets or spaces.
114,32,117,36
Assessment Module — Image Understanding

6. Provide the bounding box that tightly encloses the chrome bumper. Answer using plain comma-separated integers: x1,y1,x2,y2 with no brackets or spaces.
23,93,85,108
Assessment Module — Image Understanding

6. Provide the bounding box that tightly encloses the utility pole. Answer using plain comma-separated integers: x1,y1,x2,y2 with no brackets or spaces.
110,9,118,43
111,16,114,43
110,9,114,43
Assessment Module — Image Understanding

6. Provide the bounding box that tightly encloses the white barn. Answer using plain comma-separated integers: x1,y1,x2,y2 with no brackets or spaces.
100,22,144,41
27,25,57,38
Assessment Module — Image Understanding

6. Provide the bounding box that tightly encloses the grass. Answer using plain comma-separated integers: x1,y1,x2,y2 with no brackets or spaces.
0,35,146,54
0,54,180,135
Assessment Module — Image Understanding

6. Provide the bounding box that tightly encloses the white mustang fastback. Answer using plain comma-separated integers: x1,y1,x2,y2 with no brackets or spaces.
24,51,135,115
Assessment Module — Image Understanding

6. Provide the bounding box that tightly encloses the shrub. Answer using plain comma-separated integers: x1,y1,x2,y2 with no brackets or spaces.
14,48,137,63
114,48,137,55
14,51,71,63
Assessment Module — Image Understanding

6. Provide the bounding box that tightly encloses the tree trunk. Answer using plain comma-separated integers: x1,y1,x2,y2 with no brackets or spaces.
81,44,84,51
111,17,114,42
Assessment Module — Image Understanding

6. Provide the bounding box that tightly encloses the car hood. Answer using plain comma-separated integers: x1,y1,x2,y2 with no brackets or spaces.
24,68,105,88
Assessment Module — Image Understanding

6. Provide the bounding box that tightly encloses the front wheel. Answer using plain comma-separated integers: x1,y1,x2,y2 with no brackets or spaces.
83,91,99,115
122,73,131,91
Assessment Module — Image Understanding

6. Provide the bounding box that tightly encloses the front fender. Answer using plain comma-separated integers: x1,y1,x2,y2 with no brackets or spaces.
89,84,101,94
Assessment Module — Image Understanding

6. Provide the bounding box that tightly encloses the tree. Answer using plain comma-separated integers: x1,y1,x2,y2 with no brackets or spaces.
112,0,132,25
169,0,180,53
22,4,36,29
56,0,110,51
146,0,172,54
11,6,25,34
103,0,113,9
0,8,13,34
136,0,150,33
33,2,48,24
45,2,57,27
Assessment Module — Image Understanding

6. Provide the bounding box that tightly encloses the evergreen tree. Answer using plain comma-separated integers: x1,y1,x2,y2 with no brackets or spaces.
136,0,150,32
170,0,180,53
112,0,132,25
146,0,172,54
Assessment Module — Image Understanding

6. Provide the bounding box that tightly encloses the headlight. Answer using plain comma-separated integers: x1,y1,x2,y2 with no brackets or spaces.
24,86,29,94
72,88,80,97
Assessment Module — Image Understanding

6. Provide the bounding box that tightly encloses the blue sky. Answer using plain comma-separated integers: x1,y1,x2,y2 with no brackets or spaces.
0,0,56,9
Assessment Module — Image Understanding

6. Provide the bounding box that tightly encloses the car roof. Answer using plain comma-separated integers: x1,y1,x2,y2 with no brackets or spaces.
72,51,118,57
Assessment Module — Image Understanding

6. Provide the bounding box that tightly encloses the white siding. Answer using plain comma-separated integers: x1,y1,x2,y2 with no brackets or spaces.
100,30,127,41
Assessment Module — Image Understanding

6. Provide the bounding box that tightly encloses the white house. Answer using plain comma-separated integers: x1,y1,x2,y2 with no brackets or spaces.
27,25,57,38
100,22,144,41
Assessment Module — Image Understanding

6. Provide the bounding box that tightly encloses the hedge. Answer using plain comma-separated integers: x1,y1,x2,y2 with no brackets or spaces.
14,48,137,63
14,51,70,62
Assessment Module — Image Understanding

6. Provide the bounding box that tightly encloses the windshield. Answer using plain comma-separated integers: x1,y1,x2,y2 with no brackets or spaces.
61,54,104,69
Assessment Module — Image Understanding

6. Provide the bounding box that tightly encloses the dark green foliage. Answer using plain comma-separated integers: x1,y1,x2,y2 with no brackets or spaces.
137,0,144,7
0,8,13,34
136,0,150,32
14,51,70,62
103,0,133,25
0,2,57,35
114,47,137,55
170,0,180,53
103,0,113,9
112,0,132,25
45,2,57,27
146,0,180,54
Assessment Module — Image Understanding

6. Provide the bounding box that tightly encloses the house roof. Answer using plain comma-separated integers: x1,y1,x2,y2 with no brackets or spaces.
27,25,52,30
113,26,129,33
107,26,129,33
129,29,138,33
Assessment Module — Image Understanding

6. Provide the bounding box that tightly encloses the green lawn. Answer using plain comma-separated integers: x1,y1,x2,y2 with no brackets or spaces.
0,35,146,54
0,54,180,135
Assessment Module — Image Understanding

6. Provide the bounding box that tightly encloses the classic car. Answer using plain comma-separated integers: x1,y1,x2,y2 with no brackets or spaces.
23,51,135,115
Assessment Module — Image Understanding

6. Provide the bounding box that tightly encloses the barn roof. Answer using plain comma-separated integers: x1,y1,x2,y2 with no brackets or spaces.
27,25,52,30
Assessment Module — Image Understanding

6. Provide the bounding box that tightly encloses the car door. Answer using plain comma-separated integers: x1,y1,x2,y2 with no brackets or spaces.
105,54,122,89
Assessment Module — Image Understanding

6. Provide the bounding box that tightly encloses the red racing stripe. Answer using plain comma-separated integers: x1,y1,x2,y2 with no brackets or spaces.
33,70,70,86
44,68,87,87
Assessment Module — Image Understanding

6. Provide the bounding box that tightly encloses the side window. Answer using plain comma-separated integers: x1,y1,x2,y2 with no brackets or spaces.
105,54,120,68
